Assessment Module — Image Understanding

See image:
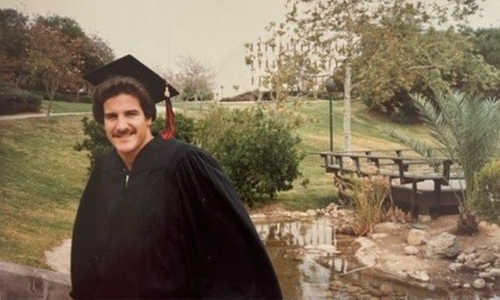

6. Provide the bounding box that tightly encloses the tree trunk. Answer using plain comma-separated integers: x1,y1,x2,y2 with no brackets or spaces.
75,84,81,102
45,78,59,121
343,62,352,152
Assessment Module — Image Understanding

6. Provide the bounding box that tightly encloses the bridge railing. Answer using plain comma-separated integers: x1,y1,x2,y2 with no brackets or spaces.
318,149,465,216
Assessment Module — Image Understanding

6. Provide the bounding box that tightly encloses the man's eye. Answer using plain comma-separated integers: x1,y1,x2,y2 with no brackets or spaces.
126,111,140,117
105,115,117,120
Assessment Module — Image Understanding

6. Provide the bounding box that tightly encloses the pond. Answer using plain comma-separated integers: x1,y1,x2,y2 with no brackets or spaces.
256,217,500,300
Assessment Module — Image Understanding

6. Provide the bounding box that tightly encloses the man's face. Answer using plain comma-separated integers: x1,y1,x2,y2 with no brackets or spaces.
103,93,153,166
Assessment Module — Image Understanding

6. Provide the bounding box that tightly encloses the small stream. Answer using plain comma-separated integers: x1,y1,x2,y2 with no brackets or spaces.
256,217,500,300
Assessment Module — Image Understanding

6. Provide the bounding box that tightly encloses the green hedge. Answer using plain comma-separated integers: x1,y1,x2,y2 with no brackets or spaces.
0,83,42,115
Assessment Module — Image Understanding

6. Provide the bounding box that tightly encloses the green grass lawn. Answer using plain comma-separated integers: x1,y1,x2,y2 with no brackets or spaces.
41,100,92,113
0,116,88,268
0,99,429,268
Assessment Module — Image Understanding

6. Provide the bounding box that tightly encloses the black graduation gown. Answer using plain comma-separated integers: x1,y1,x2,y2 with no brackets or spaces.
70,135,282,299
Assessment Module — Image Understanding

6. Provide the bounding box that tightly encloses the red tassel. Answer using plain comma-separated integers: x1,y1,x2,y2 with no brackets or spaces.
161,98,176,140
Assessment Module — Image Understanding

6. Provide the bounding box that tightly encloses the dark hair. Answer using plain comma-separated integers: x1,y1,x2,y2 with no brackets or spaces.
92,76,157,124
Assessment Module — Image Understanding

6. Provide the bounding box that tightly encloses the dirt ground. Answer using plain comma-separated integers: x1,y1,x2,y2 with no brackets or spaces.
367,214,500,286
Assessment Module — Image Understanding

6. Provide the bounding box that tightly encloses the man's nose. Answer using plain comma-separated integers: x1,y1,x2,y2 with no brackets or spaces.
116,116,128,131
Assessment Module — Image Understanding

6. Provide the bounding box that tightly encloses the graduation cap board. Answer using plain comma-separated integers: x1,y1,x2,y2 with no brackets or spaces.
84,54,178,139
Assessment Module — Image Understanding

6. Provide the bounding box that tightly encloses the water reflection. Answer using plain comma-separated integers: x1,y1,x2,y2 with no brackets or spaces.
257,217,500,300
256,217,343,299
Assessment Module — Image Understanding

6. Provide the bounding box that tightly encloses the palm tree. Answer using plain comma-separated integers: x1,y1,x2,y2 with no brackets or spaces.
390,89,500,234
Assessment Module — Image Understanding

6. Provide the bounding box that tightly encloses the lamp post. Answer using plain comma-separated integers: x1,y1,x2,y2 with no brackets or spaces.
325,80,336,155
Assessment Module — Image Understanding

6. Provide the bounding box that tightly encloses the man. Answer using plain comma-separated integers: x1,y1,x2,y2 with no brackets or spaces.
70,55,282,299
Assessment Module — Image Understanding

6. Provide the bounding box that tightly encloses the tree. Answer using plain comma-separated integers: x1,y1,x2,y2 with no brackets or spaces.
472,26,500,70
356,25,500,117
38,15,88,100
78,34,115,100
171,55,214,102
0,9,29,85
389,90,500,234
26,18,80,119
250,0,481,151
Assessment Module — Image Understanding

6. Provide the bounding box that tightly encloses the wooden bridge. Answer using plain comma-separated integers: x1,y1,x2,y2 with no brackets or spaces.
319,149,465,216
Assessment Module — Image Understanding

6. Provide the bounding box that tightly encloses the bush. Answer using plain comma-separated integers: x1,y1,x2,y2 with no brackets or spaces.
75,113,196,172
195,106,305,204
0,83,42,115
334,172,392,236
471,159,500,226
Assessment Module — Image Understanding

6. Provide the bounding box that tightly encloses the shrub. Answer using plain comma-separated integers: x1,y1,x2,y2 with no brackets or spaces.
195,106,305,204
0,83,42,115
471,159,500,226
334,172,391,236
75,113,195,172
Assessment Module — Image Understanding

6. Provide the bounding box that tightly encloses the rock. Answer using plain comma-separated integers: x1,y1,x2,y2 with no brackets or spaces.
418,215,432,223
489,268,500,277
355,237,377,266
407,229,429,246
463,283,471,288
304,245,315,250
317,244,340,254
478,272,493,280
478,252,497,264
473,278,486,290
463,246,476,254
373,222,403,233
426,232,459,258
370,288,383,297
298,212,309,218
479,263,491,270
409,271,430,282
456,253,466,263
379,284,393,296
371,233,388,240
448,263,464,272
404,245,420,256
294,254,304,262
306,209,317,217
450,282,462,289
324,203,338,213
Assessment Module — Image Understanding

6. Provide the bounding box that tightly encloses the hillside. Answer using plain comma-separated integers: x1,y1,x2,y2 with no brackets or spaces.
0,99,427,268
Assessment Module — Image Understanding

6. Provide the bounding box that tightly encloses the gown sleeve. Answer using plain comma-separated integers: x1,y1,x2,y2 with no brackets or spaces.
69,163,102,299
168,146,282,300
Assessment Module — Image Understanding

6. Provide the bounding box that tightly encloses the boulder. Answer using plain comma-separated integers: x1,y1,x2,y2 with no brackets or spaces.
404,246,420,256
473,278,486,290
489,268,500,277
478,251,497,264
426,232,459,258
306,209,317,217
448,263,464,272
379,283,393,296
371,233,388,240
407,229,429,246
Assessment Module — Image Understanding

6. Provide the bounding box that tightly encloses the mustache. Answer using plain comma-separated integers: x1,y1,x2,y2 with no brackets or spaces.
112,128,135,137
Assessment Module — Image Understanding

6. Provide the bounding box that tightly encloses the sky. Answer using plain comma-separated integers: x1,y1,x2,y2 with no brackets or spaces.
2,0,500,97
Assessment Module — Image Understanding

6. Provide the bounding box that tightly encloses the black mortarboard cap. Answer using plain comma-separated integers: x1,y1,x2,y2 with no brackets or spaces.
84,54,179,139
83,54,179,103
